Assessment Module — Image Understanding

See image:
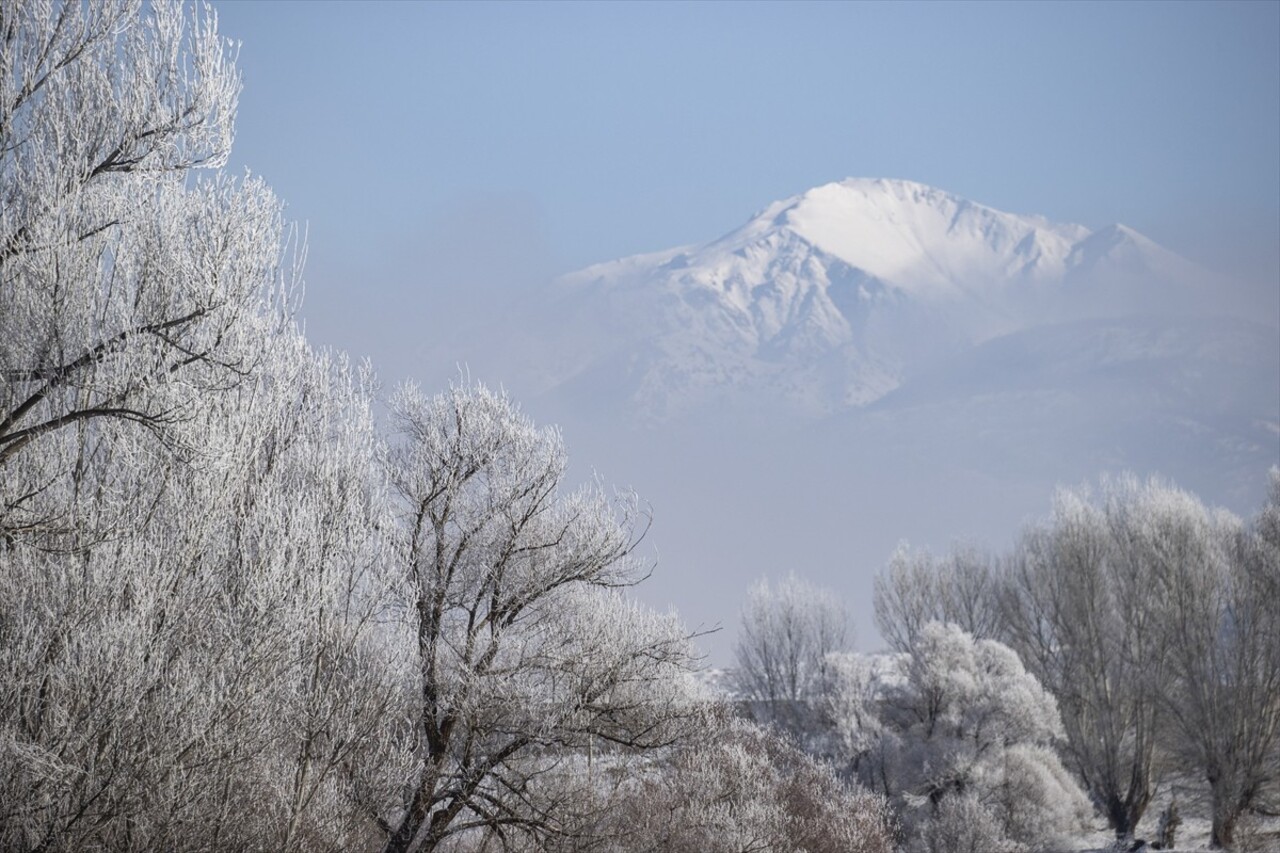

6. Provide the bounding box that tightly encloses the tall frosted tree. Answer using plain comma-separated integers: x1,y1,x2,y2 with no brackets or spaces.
999,482,1166,841
376,383,698,853
0,3,401,849
0,0,293,546
999,474,1280,848
1141,479,1280,849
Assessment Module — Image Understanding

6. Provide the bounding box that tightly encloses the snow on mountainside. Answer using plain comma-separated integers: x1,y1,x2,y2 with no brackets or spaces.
426,178,1277,665
753,178,1090,297
526,178,1216,421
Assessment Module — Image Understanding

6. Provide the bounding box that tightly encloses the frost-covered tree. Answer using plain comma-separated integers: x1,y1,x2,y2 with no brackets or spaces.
0,324,404,851
591,713,895,853
853,622,1091,853
915,793,1008,853
820,651,893,780
376,383,698,853
733,572,850,737
999,481,1166,841
0,4,402,849
874,542,1003,653
1000,474,1280,849
0,0,294,546
1142,479,1280,849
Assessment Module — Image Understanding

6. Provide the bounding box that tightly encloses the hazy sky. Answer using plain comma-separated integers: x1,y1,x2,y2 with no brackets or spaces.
219,1,1278,288
212,0,1279,660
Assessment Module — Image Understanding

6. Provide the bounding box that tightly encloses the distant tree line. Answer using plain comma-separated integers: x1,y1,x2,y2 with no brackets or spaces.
734,474,1280,851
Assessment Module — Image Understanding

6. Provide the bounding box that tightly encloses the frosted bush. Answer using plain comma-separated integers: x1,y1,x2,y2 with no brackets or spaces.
849,622,1093,852
914,793,1017,853
595,715,896,853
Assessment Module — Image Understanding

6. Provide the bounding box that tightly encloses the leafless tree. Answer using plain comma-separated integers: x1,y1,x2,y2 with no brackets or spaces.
0,5,400,849
375,383,699,853
733,572,851,738
0,327,406,851
1143,480,1280,849
998,480,1165,841
1,0,296,547
874,541,1002,653
998,474,1280,848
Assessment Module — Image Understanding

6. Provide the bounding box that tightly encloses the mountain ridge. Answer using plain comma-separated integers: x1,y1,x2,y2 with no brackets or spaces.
415,179,1277,659
532,178,1218,419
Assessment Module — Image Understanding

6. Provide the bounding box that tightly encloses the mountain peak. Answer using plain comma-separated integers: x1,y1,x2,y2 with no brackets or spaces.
527,180,1208,419
743,178,1089,300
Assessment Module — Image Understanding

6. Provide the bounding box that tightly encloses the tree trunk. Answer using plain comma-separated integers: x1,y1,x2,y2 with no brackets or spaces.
382,818,421,853
1210,797,1237,850
383,787,432,853
1105,793,1138,841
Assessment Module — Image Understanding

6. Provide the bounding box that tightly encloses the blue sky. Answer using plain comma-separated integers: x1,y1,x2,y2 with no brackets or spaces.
211,0,1279,657
219,1,1278,282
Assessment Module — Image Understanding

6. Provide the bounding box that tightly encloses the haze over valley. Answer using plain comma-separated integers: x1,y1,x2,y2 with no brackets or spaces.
414,177,1278,657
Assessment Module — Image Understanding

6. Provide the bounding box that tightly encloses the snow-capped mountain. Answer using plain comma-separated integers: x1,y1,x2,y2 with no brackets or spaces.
417,178,1275,664
520,178,1213,420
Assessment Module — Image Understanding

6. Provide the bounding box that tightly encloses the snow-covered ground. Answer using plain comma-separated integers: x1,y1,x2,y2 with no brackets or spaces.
1073,775,1280,851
